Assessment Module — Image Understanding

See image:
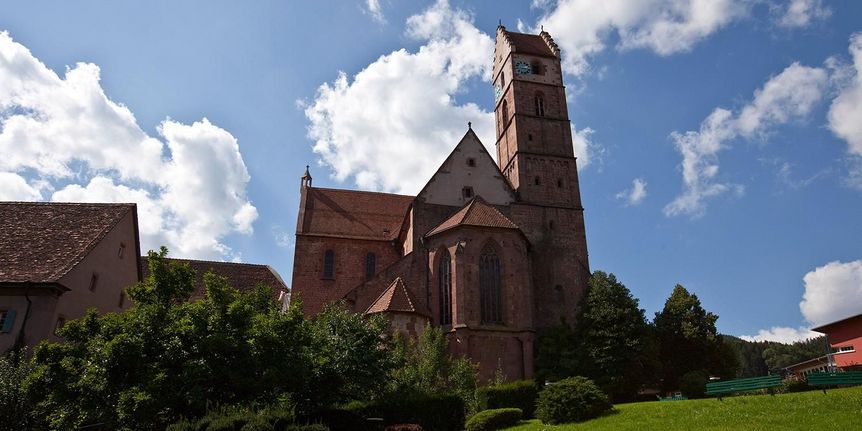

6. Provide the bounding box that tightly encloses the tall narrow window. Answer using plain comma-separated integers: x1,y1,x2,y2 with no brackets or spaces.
479,245,503,325
535,93,545,117
502,100,509,128
366,252,376,281
323,250,335,279
500,71,505,88
438,250,452,325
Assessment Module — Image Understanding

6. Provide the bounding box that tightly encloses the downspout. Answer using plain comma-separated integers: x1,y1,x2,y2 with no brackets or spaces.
12,283,33,354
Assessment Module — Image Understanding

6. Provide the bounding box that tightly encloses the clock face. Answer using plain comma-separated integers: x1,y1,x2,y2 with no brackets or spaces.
494,84,502,102
515,60,532,75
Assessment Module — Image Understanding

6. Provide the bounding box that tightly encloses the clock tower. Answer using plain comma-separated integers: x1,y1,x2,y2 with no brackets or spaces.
492,25,590,328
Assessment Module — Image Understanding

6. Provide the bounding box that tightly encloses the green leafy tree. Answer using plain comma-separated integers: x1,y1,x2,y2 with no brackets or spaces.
25,248,316,430
762,336,828,373
653,284,738,391
575,271,651,401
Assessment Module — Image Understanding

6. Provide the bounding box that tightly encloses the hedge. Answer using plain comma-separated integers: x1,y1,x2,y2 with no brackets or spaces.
465,408,522,431
477,380,537,418
348,393,465,431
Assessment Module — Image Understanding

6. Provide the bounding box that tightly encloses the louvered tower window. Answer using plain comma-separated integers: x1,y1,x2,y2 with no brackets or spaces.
366,252,376,281
323,250,335,279
439,250,452,325
479,245,503,325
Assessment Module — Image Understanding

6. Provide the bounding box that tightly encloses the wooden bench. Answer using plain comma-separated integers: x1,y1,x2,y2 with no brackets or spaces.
806,371,862,393
705,375,782,400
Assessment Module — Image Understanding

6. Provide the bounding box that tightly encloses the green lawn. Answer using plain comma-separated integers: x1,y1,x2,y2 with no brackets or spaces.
504,386,862,431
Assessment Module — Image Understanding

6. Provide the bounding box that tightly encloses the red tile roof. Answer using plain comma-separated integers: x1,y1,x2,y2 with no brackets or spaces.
0,202,134,284
365,277,418,314
140,257,288,300
426,197,519,237
505,31,557,57
298,187,413,240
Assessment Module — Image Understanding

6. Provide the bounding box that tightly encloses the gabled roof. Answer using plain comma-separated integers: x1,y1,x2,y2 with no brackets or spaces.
426,196,519,237
297,187,413,241
0,202,135,284
812,312,862,333
365,277,418,314
502,29,559,58
140,257,288,300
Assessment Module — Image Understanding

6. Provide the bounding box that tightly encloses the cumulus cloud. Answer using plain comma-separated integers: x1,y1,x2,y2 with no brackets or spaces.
665,62,829,217
364,0,385,24
774,0,831,28
616,178,647,205
0,31,256,260
829,33,862,157
532,0,748,75
740,259,862,343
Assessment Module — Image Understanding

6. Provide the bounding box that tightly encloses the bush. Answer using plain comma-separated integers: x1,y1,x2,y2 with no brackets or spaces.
535,377,611,425
300,408,369,431
167,403,305,431
784,379,815,393
465,408,522,431
384,425,423,431
679,370,709,399
477,380,537,418
351,393,465,431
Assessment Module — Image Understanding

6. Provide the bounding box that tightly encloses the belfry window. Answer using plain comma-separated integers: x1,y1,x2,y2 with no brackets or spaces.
535,93,545,117
366,252,376,281
323,249,335,279
438,250,452,325
479,245,503,325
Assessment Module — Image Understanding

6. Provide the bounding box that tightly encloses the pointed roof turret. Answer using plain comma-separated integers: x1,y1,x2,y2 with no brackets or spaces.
301,165,313,188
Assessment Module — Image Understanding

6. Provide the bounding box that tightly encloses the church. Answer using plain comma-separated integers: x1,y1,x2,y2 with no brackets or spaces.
291,26,589,381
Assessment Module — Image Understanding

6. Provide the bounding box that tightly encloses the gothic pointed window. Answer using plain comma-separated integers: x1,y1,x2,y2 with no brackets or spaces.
438,250,452,325
535,92,545,117
366,252,376,281
479,245,503,325
502,100,509,128
323,249,335,279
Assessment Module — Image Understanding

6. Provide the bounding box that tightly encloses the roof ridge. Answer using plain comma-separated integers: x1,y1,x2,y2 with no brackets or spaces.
309,186,415,199
393,277,416,312
149,257,270,268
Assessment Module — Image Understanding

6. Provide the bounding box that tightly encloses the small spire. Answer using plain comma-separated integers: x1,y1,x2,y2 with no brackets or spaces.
540,25,544,32
301,165,312,187
468,121,472,130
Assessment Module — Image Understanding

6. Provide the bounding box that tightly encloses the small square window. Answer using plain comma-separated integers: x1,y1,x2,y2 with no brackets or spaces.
462,186,474,199
528,134,533,141
467,158,476,167
118,243,126,258
0,310,9,333
534,177,541,186
557,178,564,188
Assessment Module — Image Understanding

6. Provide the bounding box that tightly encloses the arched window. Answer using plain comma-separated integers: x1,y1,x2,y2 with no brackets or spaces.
502,100,509,128
500,71,506,88
479,245,503,325
535,92,545,117
365,252,376,281
438,250,452,325
323,249,335,279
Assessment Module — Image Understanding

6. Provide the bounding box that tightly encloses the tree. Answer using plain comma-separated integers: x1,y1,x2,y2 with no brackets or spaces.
653,284,737,391
575,271,652,401
25,248,320,430
762,336,828,374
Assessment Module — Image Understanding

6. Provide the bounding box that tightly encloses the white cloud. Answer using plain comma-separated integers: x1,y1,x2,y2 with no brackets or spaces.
774,0,831,28
800,260,862,327
616,178,647,205
365,0,385,24
828,33,862,157
665,62,829,217
571,124,595,170
304,0,495,194
739,326,820,344
0,172,42,200
0,31,256,260
533,0,749,75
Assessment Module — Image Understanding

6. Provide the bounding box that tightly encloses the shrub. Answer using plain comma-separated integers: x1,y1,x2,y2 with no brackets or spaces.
477,380,537,418
679,370,709,399
535,377,611,425
300,408,369,431
784,379,815,393
465,408,522,431
384,425,423,431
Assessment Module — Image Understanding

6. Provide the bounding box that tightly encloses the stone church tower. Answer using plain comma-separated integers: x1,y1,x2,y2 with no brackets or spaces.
291,26,589,381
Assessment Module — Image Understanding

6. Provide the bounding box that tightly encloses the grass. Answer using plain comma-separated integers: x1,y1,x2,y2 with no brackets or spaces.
504,386,862,431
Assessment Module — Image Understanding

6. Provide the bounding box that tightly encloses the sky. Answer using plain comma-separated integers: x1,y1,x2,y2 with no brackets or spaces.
1,0,860,343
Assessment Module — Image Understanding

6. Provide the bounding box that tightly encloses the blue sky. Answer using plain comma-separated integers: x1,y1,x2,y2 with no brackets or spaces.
1,0,860,342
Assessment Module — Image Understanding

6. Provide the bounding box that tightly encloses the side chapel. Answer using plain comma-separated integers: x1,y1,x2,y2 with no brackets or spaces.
291,26,589,380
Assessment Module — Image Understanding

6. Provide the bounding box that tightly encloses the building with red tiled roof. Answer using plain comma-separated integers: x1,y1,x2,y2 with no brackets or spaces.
291,27,590,381
140,257,289,304
0,202,142,353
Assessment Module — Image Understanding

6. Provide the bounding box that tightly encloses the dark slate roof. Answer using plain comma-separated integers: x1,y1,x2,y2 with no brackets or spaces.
505,30,557,57
298,187,413,240
0,202,134,283
426,197,519,237
140,257,289,300
365,277,418,314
